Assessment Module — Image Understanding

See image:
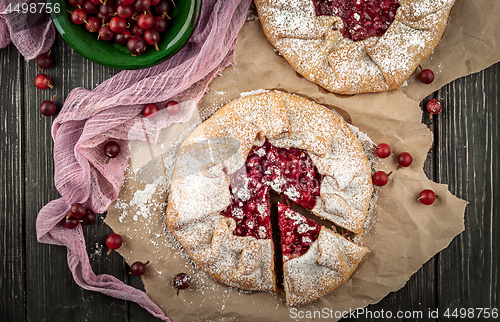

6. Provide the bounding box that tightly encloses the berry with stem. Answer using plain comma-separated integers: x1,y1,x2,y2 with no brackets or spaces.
372,171,389,186
98,26,114,41
137,12,154,30
375,143,391,158
37,52,53,69
106,233,123,254
110,16,128,33
40,95,58,116
130,261,150,276
127,36,146,55
71,8,88,25
34,74,53,90
114,30,131,46
143,29,160,50
418,189,436,205
63,217,79,229
85,16,101,33
81,209,96,225
397,152,413,168
173,273,191,295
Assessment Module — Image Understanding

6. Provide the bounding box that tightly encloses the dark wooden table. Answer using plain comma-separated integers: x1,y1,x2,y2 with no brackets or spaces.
1,26,499,322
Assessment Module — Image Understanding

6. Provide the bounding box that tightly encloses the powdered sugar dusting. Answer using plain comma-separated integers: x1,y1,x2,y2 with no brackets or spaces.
255,0,456,94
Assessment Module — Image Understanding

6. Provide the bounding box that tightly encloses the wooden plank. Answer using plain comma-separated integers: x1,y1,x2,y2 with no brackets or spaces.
436,62,499,315
22,35,129,322
0,44,26,322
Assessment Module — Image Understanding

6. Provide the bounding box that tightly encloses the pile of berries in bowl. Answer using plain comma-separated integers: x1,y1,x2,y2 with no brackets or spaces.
49,0,201,69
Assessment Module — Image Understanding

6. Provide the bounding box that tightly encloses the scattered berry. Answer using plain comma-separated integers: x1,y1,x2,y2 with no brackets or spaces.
81,209,96,225
165,100,180,116
142,103,160,118
70,203,87,219
40,99,57,116
419,69,435,84
418,189,436,205
426,98,443,115
372,171,389,186
375,143,391,158
36,53,53,69
106,233,123,254
173,273,191,295
104,141,121,158
130,261,149,276
34,74,53,90
63,217,79,229
397,152,413,168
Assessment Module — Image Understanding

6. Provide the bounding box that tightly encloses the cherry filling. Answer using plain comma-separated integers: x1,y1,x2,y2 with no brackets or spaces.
221,186,272,239
221,140,323,239
312,0,400,41
254,141,323,210
278,202,321,260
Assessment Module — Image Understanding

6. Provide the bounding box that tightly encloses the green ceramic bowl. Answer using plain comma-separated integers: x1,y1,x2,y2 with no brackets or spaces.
49,0,201,69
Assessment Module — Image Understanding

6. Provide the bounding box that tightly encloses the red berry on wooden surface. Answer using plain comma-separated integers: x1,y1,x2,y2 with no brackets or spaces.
426,98,443,115
36,53,53,69
70,203,87,219
372,171,389,186
104,141,121,158
173,273,191,295
375,143,391,158
142,103,160,118
419,69,435,84
40,100,57,116
397,152,413,167
81,209,96,225
106,233,123,250
165,100,180,116
418,189,436,205
130,261,149,276
63,217,79,229
34,74,53,90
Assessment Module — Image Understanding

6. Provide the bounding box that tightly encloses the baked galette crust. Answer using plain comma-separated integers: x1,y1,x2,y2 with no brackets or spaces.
166,91,372,296
254,0,456,94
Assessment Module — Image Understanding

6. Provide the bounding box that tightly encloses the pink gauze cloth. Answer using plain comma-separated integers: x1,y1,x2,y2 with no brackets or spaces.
0,0,55,60
35,0,253,321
